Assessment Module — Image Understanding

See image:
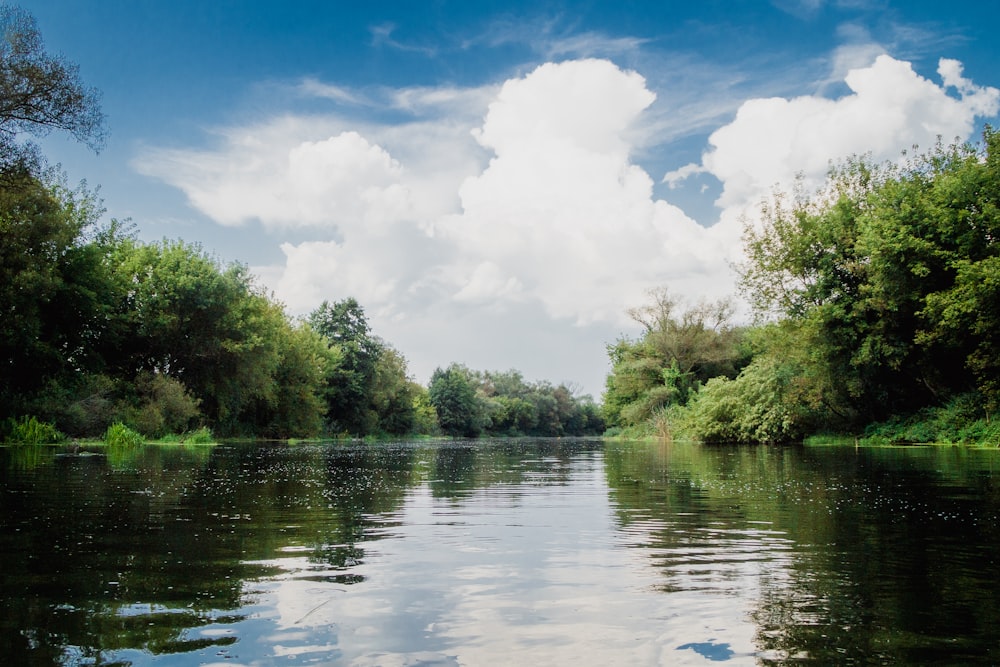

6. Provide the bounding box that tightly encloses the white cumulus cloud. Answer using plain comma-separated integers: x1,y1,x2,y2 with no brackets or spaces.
438,59,725,324
137,129,415,231
138,54,999,395
673,55,999,222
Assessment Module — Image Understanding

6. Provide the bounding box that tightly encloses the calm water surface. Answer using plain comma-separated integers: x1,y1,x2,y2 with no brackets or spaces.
2,439,999,665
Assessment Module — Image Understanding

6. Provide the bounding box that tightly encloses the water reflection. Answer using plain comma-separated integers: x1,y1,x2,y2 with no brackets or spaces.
2,440,1000,664
605,441,1000,664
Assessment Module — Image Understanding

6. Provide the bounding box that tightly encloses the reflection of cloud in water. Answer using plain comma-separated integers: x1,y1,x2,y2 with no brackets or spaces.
352,651,461,666
678,640,736,661
237,472,772,665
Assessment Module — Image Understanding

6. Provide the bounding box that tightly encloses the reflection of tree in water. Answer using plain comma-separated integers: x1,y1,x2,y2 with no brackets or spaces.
0,442,425,663
603,441,1000,664
752,448,1000,664
0,445,244,663
427,438,604,500
3,444,59,471
316,443,419,570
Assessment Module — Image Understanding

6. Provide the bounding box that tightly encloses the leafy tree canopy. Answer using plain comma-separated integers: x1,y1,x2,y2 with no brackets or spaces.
739,129,1000,418
0,4,106,176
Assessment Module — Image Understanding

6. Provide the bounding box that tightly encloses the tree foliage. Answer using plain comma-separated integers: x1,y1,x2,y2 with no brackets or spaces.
428,364,483,438
603,288,746,431
0,6,443,442
0,4,106,176
609,133,1000,443
0,172,112,408
307,298,417,436
369,344,418,436
105,239,291,433
740,129,1000,421
428,365,604,438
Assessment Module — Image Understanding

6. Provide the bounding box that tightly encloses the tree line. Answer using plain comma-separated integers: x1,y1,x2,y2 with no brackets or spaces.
8,4,997,446
429,365,604,438
0,171,602,440
604,130,1000,445
0,5,603,443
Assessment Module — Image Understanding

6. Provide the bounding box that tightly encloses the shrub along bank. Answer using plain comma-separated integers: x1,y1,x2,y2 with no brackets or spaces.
603,132,1000,446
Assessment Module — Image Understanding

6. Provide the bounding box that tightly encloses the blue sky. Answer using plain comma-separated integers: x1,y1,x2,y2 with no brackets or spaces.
25,0,1000,397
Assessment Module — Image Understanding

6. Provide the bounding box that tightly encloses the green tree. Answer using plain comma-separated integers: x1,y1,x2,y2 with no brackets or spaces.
920,256,1000,411
254,322,334,438
0,4,106,176
603,288,745,431
602,338,669,428
0,174,116,417
450,367,603,437
128,371,202,438
308,298,382,435
369,344,417,435
739,130,1000,423
410,383,440,435
492,395,537,435
108,239,284,434
428,364,484,437
627,287,743,384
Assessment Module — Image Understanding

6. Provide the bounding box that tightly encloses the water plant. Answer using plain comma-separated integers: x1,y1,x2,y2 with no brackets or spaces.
182,426,214,444
2,415,65,445
157,426,215,444
104,422,145,447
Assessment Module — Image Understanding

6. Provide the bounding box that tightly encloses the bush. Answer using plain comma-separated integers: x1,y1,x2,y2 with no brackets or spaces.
678,356,805,444
26,374,120,438
104,422,144,447
130,372,202,438
859,393,999,446
155,426,215,444
2,415,65,444
680,377,741,443
957,419,1000,446
182,426,214,444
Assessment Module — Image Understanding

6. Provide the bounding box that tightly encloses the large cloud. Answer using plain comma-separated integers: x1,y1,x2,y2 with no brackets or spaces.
436,59,723,324
135,100,491,234
135,55,999,394
669,55,1000,222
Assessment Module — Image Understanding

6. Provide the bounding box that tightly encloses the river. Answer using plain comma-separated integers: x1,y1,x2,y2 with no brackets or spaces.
1,439,999,665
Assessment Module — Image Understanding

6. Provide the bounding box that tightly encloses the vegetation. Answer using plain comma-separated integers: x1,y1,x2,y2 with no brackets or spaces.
307,298,418,437
1,415,64,444
157,426,215,444
5,5,997,447
859,394,1000,446
602,289,748,438
0,5,105,177
0,9,394,442
428,364,604,438
605,130,1000,445
103,422,144,447
0,4,586,444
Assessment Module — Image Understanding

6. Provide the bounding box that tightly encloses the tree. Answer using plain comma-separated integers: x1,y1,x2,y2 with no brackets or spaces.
108,239,286,434
739,131,1000,422
627,287,743,383
128,371,202,438
0,173,114,417
0,5,106,176
603,288,746,430
307,298,383,435
257,322,333,438
410,383,440,435
428,364,484,437
369,344,417,435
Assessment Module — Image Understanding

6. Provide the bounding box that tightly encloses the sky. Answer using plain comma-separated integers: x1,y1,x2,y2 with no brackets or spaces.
24,0,1000,399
